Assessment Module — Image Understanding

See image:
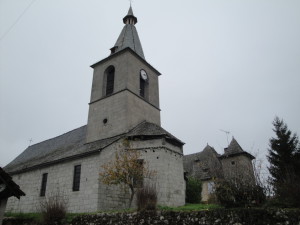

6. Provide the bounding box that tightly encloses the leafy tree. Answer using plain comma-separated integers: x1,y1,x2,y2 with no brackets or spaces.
99,141,156,208
267,117,300,205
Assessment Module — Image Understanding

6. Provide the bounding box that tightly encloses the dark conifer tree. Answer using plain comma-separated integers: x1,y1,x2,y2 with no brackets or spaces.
267,117,300,203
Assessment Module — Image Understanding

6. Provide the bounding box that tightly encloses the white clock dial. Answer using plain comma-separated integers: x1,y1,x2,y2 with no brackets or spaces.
140,69,148,80
0,183,6,192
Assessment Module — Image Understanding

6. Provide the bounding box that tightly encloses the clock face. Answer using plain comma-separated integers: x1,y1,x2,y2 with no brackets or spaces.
0,183,6,192
140,69,148,81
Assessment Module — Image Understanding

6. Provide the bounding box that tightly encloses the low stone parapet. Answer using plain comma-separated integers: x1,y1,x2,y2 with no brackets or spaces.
3,208,300,225
71,209,300,225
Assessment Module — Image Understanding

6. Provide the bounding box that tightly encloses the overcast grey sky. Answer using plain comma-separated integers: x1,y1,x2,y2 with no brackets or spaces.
1,0,299,176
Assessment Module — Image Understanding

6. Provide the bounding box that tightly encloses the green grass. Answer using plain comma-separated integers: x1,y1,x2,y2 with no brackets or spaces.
4,212,42,221
158,203,222,211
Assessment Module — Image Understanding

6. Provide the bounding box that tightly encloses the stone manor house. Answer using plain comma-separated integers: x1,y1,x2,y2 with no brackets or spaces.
4,7,255,213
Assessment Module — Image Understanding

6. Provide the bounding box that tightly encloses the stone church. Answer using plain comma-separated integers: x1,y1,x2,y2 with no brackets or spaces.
4,7,186,213
4,6,256,212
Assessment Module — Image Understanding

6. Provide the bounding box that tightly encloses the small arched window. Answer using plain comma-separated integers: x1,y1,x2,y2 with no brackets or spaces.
139,69,148,99
105,66,115,96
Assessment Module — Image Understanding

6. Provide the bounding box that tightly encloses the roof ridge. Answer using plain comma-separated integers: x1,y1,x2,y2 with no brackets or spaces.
126,121,184,145
126,120,147,133
86,132,126,145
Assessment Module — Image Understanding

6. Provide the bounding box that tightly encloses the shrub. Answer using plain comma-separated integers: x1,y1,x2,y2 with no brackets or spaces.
215,179,266,208
40,192,68,225
186,176,202,203
136,184,157,211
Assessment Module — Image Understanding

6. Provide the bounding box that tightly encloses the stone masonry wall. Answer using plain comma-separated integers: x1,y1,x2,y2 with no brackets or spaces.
221,155,255,183
131,139,185,207
3,209,300,225
70,209,300,225
86,91,161,142
87,50,161,143
97,138,185,210
6,154,101,213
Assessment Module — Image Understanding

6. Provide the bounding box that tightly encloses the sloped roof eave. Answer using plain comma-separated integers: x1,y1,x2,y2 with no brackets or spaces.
127,133,185,146
5,122,184,175
218,151,255,160
90,47,161,76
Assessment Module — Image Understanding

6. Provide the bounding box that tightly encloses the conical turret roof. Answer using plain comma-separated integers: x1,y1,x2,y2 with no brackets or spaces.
220,137,255,159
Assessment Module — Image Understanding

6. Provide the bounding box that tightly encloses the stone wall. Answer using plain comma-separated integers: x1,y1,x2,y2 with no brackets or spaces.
70,209,300,225
6,154,101,213
86,90,161,142
87,50,161,143
131,139,185,207
97,138,185,210
221,155,255,183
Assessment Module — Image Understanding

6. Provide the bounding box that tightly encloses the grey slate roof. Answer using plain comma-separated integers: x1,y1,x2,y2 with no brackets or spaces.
221,137,255,159
183,145,223,180
112,7,145,59
4,122,182,175
127,121,184,145
127,6,134,17
4,126,122,174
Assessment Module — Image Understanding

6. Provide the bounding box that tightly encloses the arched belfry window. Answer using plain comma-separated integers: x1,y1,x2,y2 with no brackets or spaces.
140,78,146,97
105,66,115,96
140,69,148,99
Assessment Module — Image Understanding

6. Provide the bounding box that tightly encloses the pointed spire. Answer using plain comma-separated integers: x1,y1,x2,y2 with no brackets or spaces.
221,137,255,160
110,6,145,59
123,6,138,25
128,6,134,16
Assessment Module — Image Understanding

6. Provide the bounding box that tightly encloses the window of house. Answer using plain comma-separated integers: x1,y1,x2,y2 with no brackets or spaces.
73,165,81,191
208,181,215,194
40,173,48,197
105,66,115,96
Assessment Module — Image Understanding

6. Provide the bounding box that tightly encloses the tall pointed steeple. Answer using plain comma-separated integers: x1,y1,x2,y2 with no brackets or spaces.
110,6,145,59
87,5,161,142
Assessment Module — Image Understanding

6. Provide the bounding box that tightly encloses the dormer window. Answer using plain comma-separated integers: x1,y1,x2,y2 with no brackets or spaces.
110,46,118,54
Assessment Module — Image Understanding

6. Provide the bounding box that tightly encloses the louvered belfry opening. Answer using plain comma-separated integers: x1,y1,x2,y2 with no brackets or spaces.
140,77,146,97
105,66,115,96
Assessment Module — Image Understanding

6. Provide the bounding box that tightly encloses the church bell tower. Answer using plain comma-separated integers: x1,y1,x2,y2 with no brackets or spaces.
86,6,161,143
